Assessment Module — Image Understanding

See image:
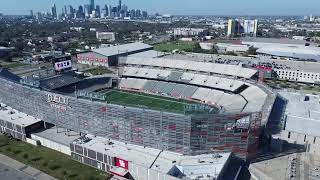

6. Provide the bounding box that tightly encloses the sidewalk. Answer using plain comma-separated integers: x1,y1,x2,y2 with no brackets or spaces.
0,154,57,180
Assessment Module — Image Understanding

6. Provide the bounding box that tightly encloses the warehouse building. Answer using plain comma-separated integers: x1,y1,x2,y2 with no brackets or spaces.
241,38,320,61
173,28,209,37
96,32,116,41
76,42,153,67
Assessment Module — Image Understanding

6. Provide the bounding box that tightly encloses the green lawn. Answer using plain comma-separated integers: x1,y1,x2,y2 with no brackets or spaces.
154,41,197,52
85,66,113,75
0,135,110,180
105,90,199,113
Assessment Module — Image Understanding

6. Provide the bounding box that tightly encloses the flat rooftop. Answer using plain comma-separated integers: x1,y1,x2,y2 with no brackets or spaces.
0,103,42,127
127,50,167,58
73,134,231,179
242,37,308,45
32,127,80,146
92,42,153,57
279,91,320,137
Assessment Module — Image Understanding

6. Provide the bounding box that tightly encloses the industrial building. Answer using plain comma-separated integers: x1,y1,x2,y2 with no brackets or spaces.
215,43,249,54
242,37,310,48
241,37,320,62
173,28,209,37
76,42,153,66
96,32,116,41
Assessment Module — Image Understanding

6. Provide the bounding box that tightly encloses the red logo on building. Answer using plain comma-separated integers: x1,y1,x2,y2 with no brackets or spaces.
115,157,129,170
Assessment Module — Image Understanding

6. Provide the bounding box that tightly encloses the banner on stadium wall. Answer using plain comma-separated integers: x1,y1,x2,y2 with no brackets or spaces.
115,157,129,170
77,53,108,63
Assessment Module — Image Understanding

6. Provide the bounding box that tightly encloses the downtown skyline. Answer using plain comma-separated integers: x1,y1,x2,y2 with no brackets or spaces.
0,0,320,16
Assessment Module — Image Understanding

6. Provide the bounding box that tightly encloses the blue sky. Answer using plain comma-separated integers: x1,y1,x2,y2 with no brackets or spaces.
0,0,319,16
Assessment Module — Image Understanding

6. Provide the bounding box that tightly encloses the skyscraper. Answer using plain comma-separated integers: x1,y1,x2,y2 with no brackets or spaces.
84,4,90,18
90,0,95,14
104,5,109,17
95,5,101,18
77,5,85,19
51,4,57,19
108,5,112,17
118,0,122,13
135,9,141,18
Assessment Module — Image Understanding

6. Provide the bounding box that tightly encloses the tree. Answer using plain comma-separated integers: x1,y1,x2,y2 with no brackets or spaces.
210,46,218,54
225,51,237,56
246,46,258,55
3,55,12,62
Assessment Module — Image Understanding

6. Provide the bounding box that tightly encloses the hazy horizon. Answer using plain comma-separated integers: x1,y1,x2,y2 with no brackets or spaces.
0,0,319,16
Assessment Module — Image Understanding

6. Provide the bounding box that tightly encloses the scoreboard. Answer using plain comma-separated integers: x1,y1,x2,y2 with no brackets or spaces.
52,56,72,72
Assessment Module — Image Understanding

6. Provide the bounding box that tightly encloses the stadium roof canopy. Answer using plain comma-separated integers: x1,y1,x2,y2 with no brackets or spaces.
0,68,22,82
92,42,153,57
123,57,258,79
39,74,82,90
280,91,320,137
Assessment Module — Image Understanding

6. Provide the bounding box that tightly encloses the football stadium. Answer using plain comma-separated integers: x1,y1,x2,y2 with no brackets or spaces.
0,44,276,179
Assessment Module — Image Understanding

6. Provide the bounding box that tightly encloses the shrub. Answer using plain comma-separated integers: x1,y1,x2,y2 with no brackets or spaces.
42,161,48,167
62,170,68,176
31,157,42,161
49,164,61,170
22,153,29,159
13,149,22,154
68,174,78,178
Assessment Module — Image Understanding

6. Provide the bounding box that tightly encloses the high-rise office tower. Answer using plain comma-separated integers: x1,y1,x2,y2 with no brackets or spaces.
118,0,122,13
130,9,136,19
84,4,91,18
64,5,68,16
142,11,148,19
90,0,95,14
135,9,141,18
30,10,34,17
51,4,57,19
108,5,112,17
104,5,109,17
95,5,101,18
68,5,74,17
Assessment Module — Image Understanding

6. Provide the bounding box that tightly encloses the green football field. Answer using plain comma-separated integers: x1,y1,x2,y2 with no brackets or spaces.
104,90,196,113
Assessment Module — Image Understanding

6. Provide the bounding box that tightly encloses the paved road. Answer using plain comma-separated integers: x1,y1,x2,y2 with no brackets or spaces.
0,162,36,180
0,154,56,180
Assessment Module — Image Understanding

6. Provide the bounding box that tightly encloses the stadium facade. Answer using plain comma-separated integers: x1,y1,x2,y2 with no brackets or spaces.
0,50,277,179
0,75,262,159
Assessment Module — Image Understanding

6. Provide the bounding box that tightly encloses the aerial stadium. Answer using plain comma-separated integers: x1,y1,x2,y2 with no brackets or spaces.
0,44,276,179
